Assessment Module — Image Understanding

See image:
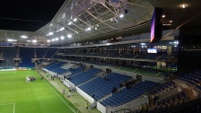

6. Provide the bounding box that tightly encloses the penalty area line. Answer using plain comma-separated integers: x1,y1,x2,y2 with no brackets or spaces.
0,103,15,113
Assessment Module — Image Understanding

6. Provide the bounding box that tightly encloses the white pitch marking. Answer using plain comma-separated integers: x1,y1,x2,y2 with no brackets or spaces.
0,103,15,113
33,71,76,113
13,103,15,113
45,81,76,113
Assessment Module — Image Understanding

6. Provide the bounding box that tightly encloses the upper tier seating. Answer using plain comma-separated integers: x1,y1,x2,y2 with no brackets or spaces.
1,47,16,68
136,54,158,59
36,48,47,58
45,48,58,58
19,47,35,67
159,53,170,60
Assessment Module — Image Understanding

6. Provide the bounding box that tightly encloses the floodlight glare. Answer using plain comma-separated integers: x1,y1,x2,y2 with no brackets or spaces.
73,18,77,22
7,39,17,42
59,27,65,31
32,40,37,43
85,27,92,31
68,22,72,25
48,32,53,36
26,40,32,42
119,14,124,18
60,36,65,40
21,35,28,39
67,34,72,38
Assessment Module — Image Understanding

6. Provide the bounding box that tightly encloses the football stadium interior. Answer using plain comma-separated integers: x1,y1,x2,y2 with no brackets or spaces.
0,0,201,113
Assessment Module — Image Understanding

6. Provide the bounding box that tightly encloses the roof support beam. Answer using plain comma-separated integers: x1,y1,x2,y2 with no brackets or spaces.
85,10,117,30
100,3,117,16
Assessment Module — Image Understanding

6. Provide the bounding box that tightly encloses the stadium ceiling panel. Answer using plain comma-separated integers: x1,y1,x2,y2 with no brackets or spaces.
0,0,153,45
38,0,153,45
0,0,201,46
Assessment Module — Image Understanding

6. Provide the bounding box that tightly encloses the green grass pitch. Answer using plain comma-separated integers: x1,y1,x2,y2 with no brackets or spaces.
0,70,80,113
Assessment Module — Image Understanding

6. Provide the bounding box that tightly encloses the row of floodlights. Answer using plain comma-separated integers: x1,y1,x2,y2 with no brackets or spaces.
46,13,125,36
46,35,72,43
7,39,37,43
7,35,32,42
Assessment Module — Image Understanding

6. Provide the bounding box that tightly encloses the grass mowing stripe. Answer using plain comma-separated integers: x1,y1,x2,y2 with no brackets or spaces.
0,103,14,105
33,71,77,113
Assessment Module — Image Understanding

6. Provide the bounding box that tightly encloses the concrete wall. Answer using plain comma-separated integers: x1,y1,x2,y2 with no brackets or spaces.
76,87,95,104
96,95,148,113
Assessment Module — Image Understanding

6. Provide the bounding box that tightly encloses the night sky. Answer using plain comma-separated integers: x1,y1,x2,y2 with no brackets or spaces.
0,0,65,31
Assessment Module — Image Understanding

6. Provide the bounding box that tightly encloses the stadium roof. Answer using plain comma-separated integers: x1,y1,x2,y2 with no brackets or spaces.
0,0,201,46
